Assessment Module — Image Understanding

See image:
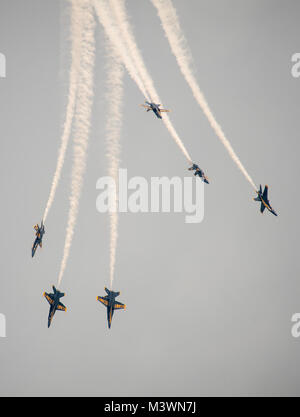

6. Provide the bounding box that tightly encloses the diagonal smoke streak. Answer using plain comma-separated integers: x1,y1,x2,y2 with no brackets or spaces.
94,0,149,100
109,0,192,163
104,43,124,290
58,1,96,288
151,0,257,190
95,0,192,163
109,0,158,102
43,1,83,223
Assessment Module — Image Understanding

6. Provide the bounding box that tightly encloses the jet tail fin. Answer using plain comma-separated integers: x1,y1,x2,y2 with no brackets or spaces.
52,286,64,298
105,287,120,297
262,185,269,201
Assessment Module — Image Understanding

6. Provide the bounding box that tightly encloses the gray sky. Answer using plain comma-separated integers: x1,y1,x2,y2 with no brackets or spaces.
0,0,300,396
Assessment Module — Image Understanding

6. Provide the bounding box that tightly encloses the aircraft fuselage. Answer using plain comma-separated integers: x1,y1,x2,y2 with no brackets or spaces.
97,288,125,329
147,102,162,119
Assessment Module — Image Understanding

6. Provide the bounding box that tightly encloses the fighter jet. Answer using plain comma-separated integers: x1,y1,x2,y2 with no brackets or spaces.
188,163,209,184
32,221,45,258
140,101,170,119
253,185,277,216
97,288,126,329
44,286,67,328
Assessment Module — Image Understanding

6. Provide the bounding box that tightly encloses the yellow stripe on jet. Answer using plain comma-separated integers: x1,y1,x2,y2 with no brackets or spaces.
262,198,272,211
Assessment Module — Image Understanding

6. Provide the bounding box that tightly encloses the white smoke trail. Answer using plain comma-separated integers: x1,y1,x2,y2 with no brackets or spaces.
43,1,83,223
104,43,124,289
94,0,149,100
109,0,192,163
109,0,158,102
151,0,257,190
95,0,192,163
57,1,96,288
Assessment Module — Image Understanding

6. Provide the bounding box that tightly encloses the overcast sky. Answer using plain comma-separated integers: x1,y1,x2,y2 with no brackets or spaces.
0,0,300,396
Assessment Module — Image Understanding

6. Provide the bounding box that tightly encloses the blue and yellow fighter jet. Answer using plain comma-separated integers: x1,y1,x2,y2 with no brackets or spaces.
140,101,170,119
188,163,209,184
97,288,126,329
253,185,277,216
32,221,45,258
44,286,67,328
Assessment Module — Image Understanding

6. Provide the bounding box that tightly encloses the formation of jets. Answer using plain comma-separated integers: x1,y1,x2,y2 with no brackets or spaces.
31,99,278,329
42,285,127,329
140,101,277,216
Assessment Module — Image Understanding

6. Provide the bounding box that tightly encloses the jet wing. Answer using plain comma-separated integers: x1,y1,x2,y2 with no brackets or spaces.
263,186,269,201
159,109,170,113
44,293,54,305
57,302,66,312
114,302,126,310
140,104,151,110
260,203,266,213
97,296,109,307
